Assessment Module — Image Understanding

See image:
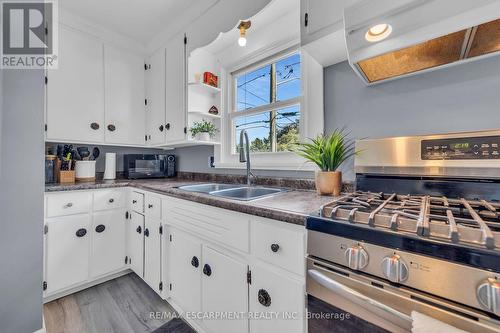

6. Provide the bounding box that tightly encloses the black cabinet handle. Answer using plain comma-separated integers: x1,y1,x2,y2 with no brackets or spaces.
148,204,153,209
191,256,199,268
203,264,212,277
165,123,171,130
90,122,100,130
132,200,137,204
258,289,272,307
159,125,164,132
95,224,105,233
107,124,116,132
144,228,150,237
108,198,114,203
136,226,142,234
271,244,280,253
76,228,87,238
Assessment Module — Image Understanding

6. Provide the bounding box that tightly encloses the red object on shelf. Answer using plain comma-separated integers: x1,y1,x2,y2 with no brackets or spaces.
203,72,218,88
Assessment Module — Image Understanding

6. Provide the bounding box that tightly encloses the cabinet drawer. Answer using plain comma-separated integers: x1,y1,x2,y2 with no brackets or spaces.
163,197,250,253
93,189,125,211
251,218,305,276
46,192,92,217
145,195,161,219
130,191,144,213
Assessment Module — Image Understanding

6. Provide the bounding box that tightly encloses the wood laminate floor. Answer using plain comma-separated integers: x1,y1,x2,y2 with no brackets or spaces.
44,273,177,333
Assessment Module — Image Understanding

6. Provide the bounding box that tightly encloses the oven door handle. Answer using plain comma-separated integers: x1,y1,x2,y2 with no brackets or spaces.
308,269,412,323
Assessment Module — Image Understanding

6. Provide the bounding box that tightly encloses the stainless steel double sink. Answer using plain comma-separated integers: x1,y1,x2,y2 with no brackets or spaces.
177,183,286,201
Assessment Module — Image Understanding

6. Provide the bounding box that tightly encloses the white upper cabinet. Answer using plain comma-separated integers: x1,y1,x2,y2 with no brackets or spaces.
104,45,146,145
165,33,187,143
46,25,105,143
146,48,166,145
301,0,359,45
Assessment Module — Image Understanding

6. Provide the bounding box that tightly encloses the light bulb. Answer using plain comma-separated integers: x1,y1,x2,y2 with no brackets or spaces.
238,36,247,47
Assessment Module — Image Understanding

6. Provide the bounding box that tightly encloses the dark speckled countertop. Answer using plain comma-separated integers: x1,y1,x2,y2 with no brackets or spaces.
45,178,344,225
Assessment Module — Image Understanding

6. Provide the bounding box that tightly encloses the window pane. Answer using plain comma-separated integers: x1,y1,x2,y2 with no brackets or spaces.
236,65,271,111
234,105,300,153
276,53,301,102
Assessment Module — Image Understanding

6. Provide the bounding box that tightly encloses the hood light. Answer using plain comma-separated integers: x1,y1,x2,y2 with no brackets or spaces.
365,24,392,42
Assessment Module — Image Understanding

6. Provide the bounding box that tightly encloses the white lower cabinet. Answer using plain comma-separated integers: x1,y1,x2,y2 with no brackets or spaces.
163,197,306,333
91,210,126,278
249,264,305,333
144,217,162,294
168,227,202,313
202,246,249,333
45,214,90,294
128,211,145,277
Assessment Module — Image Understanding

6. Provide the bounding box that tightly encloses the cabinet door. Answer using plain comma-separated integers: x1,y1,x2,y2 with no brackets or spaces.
301,0,359,44
45,214,90,294
128,211,144,276
169,228,202,313
249,264,305,333
165,33,187,143
104,45,146,145
46,25,104,143
91,210,126,278
202,246,248,333
144,217,162,293
146,48,166,145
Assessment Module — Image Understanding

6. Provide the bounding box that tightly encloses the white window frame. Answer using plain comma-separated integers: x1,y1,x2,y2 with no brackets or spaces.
214,45,324,171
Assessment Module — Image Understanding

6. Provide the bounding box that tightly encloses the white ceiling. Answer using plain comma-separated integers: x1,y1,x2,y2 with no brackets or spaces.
59,0,201,42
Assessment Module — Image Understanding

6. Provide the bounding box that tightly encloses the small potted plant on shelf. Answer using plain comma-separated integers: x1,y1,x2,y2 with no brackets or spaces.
295,129,358,196
189,119,218,142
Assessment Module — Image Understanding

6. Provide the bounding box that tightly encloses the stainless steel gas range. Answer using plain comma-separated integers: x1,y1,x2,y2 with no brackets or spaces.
306,130,500,333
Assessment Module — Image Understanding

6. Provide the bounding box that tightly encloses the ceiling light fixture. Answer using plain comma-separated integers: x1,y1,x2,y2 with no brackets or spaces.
238,20,251,47
365,23,392,42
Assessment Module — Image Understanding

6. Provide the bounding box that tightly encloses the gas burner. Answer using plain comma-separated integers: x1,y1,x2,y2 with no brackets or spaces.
320,191,500,249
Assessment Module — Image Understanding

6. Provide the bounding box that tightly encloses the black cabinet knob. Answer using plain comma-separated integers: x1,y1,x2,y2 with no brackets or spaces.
136,226,142,234
90,122,100,130
132,200,137,204
191,256,199,268
258,289,272,307
271,244,280,253
75,228,87,238
108,198,114,203
203,264,212,277
165,123,171,130
148,204,153,209
107,124,116,132
95,224,106,233
144,228,150,237
159,125,164,132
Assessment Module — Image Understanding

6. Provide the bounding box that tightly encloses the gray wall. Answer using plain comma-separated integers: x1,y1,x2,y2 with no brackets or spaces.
325,57,500,180
1,70,45,332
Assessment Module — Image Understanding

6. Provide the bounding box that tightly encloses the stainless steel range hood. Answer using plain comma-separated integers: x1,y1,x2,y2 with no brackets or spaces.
345,0,500,85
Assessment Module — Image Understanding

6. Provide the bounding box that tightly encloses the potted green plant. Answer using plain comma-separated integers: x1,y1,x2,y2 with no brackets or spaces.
189,119,218,141
295,129,358,196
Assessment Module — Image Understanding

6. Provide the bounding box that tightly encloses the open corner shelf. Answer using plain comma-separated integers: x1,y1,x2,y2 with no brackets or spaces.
188,82,221,94
188,110,222,119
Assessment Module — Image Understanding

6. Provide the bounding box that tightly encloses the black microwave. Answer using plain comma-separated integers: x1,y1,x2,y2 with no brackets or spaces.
124,154,176,179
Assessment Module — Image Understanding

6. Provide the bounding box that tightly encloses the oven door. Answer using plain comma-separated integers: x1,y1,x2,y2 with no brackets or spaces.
307,258,499,333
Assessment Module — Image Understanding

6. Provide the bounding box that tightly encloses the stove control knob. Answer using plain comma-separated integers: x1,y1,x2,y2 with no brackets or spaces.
381,254,409,283
345,245,369,271
477,278,500,315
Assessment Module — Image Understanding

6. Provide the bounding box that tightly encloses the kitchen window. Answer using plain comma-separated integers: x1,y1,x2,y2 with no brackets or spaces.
231,52,301,153
214,47,324,170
